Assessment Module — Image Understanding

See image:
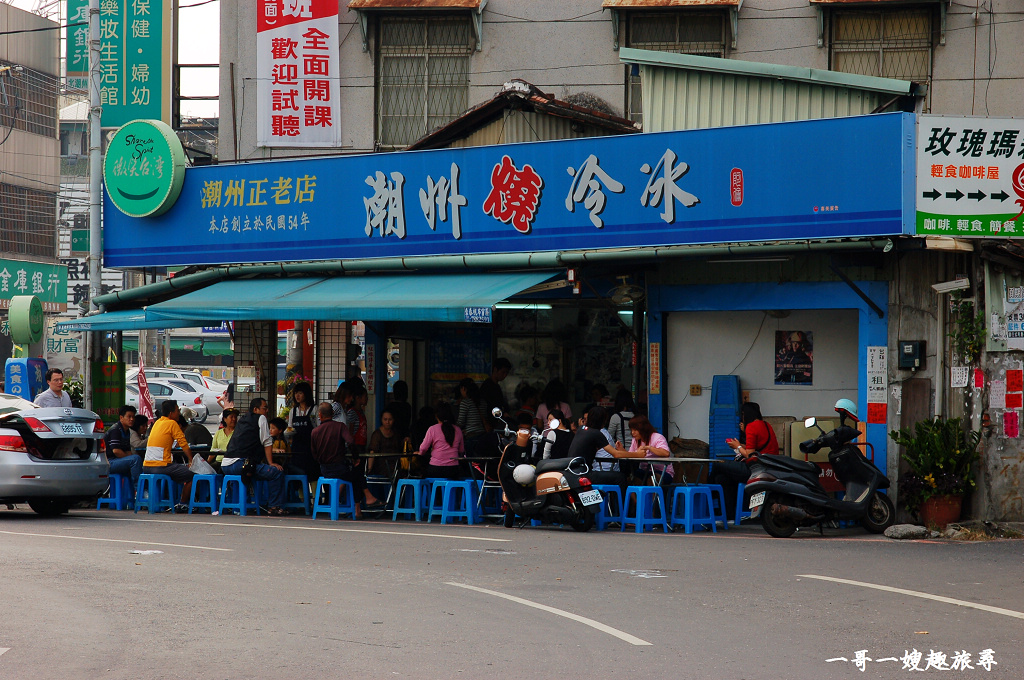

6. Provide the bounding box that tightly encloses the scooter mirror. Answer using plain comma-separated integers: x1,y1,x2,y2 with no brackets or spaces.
804,416,816,428
491,407,503,418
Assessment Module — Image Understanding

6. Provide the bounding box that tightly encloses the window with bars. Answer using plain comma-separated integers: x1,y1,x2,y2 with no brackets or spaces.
624,12,727,124
830,9,933,85
0,62,58,138
376,14,473,149
314,320,350,403
0,183,56,258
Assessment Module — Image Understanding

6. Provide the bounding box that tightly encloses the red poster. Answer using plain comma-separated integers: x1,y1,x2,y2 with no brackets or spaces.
974,369,985,389
1007,393,1023,409
1007,369,1023,393
867,402,886,424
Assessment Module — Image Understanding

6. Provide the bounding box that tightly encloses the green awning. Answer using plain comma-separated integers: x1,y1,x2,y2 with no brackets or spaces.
119,338,283,356
145,272,556,323
55,309,223,332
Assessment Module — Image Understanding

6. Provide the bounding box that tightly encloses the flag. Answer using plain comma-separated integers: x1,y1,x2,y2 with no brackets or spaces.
137,354,154,421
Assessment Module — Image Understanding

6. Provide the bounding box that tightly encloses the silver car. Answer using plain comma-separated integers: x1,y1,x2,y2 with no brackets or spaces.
0,394,110,516
125,380,210,422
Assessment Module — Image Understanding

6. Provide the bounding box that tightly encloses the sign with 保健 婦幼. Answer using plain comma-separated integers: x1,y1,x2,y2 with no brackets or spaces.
98,0,172,128
916,115,1024,238
256,0,342,148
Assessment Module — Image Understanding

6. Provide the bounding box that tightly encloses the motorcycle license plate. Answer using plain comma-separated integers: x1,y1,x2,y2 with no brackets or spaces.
577,489,603,507
748,491,766,510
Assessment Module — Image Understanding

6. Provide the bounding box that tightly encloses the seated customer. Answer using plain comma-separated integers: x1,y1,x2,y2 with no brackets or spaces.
182,407,213,448
311,402,382,513
104,404,143,488
627,415,673,486
710,401,780,521
130,414,149,450
143,400,196,512
222,399,286,516
567,407,633,488
418,402,465,480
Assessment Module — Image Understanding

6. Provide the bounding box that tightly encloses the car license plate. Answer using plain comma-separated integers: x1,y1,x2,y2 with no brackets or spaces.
60,422,84,435
748,491,766,510
577,489,603,507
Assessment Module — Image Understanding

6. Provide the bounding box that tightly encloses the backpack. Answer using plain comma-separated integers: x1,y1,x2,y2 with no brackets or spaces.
226,412,265,463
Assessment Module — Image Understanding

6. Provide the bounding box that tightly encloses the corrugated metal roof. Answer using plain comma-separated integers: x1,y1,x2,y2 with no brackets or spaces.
347,0,482,8
602,0,738,7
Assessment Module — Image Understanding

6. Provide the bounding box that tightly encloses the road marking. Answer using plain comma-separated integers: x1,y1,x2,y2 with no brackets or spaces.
447,582,652,646
0,648,8,657
0,530,231,552
798,574,1024,621
81,516,511,542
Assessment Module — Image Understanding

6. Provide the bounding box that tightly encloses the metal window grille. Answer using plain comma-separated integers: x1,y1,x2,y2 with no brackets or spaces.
0,62,58,138
830,9,933,84
376,15,473,150
314,321,350,403
625,12,726,124
0,183,57,258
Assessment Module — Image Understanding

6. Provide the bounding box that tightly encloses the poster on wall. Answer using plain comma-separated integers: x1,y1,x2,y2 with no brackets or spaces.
257,0,342,148
774,331,813,385
866,346,888,425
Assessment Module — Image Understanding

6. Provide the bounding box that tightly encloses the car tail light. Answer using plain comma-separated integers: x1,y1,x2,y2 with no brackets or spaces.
0,434,28,452
194,396,202,405
22,417,50,433
577,476,592,487
94,418,106,433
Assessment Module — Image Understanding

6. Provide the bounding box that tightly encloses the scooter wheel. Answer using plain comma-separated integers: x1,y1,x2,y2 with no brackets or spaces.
760,493,797,538
861,492,895,534
503,509,515,528
570,512,595,532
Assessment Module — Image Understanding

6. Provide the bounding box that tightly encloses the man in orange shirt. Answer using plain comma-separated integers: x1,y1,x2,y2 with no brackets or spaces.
143,400,196,512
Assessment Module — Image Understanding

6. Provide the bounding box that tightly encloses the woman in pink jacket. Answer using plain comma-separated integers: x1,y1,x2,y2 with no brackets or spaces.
418,401,466,480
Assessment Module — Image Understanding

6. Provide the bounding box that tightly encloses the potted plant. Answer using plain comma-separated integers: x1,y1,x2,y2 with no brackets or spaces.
889,417,981,528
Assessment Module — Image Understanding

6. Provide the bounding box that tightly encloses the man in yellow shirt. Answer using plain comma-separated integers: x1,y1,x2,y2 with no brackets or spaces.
144,400,196,512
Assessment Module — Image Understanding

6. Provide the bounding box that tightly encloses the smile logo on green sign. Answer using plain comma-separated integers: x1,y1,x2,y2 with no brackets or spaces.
103,119,186,218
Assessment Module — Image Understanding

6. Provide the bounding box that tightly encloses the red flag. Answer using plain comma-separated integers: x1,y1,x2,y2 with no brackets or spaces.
137,354,154,421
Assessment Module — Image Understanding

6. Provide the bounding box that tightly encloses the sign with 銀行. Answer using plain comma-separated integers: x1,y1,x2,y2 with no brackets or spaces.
66,0,89,91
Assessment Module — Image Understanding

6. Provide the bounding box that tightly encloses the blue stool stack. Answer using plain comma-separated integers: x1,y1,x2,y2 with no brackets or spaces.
219,475,260,516
392,478,429,521
670,485,718,534
135,473,176,514
592,484,624,531
439,480,477,525
188,474,221,514
98,473,134,510
709,375,741,460
312,477,357,520
281,474,311,515
622,485,671,533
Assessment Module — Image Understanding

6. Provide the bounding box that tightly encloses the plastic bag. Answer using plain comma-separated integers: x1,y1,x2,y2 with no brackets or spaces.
189,455,215,475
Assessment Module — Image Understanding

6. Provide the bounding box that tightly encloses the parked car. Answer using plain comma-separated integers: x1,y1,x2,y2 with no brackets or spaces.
126,368,224,418
0,394,110,516
126,380,209,423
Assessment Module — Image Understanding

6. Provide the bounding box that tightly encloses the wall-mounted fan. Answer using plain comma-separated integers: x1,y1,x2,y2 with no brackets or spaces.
609,276,645,306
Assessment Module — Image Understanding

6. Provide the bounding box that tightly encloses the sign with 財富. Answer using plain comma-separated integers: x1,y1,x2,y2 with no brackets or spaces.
917,115,1024,238
103,119,186,217
66,0,89,91
0,260,67,313
98,0,172,128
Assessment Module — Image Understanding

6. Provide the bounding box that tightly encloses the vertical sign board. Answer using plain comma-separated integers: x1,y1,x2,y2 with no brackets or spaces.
917,115,1024,238
649,342,661,395
256,0,342,147
99,0,172,128
866,346,887,425
66,0,90,91
92,361,126,425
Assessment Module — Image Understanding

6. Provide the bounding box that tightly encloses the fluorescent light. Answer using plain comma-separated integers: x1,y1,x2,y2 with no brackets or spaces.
494,303,552,310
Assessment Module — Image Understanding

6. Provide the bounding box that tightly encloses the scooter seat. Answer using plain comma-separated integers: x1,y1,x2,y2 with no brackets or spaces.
759,454,819,474
535,458,572,474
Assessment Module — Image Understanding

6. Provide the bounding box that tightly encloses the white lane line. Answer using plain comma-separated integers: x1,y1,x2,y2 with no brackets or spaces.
80,516,511,542
0,530,231,552
447,582,652,646
0,648,9,656
798,574,1024,621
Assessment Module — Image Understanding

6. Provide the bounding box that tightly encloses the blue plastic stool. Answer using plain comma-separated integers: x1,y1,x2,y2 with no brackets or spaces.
426,479,450,522
134,473,175,514
312,477,357,520
281,474,311,515
704,483,728,530
219,475,260,516
472,480,504,515
98,473,133,510
392,478,429,521
439,480,477,525
670,485,718,534
592,484,624,531
188,474,221,514
735,482,751,525
622,486,671,533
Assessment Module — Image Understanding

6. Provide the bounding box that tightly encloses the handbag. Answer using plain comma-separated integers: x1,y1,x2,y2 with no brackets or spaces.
189,455,215,476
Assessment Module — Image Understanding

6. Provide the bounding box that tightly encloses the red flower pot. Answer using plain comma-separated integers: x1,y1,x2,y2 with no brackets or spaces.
918,495,963,529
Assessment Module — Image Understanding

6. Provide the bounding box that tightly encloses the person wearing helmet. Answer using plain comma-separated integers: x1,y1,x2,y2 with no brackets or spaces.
711,402,779,522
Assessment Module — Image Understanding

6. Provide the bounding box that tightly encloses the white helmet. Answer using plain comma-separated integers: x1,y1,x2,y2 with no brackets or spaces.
512,464,536,486
834,398,859,421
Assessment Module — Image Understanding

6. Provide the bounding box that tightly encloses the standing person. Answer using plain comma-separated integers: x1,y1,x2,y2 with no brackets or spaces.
384,380,412,439
455,378,486,456
310,402,383,513
626,415,674,486
223,398,286,516
712,401,780,521
332,383,355,423
129,414,150,450
104,405,143,488
216,383,236,418
143,400,195,512
608,389,637,452
346,384,368,455
515,385,540,428
34,368,72,407
582,384,611,414
480,357,512,429
541,408,574,460
418,401,465,480
536,379,572,426
287,382,319,482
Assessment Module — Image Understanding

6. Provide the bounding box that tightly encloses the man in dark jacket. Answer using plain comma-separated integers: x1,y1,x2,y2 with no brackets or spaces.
223,398,286,515
310,402,382,513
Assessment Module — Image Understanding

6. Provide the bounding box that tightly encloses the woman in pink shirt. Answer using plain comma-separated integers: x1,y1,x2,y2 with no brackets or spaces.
418,402,465,480
627,414,674,486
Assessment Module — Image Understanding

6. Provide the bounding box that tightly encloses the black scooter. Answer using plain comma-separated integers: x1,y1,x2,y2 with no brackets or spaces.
744,401,895,538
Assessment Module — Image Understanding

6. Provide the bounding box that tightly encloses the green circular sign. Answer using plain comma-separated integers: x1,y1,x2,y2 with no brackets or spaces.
9,295,44,344
103,119,186,217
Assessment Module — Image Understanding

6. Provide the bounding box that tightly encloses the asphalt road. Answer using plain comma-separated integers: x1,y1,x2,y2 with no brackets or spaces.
0,509,1020,680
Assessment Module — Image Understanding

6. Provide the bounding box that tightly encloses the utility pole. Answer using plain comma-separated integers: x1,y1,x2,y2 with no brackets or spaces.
86,0,101,410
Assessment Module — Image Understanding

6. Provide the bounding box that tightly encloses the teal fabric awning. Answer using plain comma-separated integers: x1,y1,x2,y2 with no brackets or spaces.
146,272,556,323
55,308,223,332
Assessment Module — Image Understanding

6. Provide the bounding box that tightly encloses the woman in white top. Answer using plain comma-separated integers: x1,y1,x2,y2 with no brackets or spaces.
541,409,574,459
607,388,636,453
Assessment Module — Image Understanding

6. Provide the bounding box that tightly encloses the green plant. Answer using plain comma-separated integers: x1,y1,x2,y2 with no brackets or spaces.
64,375,84,408
948,293,986,364
890,416,981,516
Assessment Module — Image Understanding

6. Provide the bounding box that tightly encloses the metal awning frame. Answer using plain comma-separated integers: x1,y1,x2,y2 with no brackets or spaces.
354,0,488,52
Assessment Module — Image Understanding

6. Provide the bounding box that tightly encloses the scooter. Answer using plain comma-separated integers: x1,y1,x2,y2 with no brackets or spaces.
744,398,895,538
493,408,602,532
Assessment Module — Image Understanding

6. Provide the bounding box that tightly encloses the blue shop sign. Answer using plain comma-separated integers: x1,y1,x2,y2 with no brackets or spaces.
464,306,492,324
103,113,916,267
